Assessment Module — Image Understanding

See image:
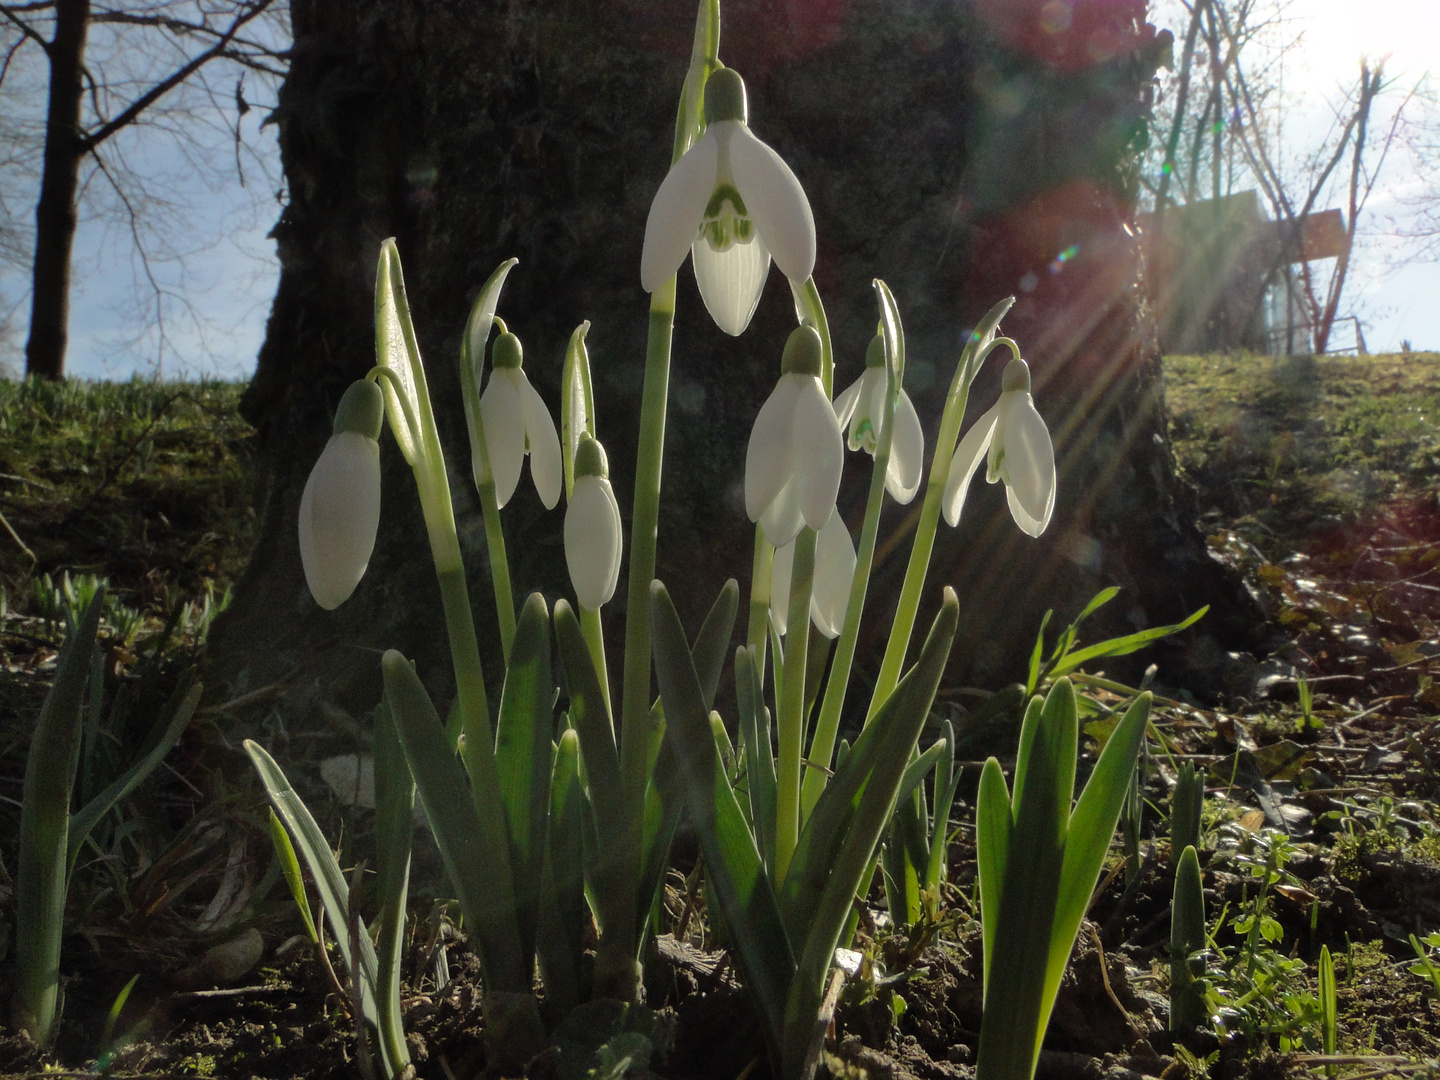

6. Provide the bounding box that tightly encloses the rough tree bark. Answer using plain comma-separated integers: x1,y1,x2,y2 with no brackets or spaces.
22,0,89,382
209,0,1267,739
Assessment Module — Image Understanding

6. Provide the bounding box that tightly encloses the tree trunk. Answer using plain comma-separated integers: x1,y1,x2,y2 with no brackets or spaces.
209,0,1267,743
23,0,90,382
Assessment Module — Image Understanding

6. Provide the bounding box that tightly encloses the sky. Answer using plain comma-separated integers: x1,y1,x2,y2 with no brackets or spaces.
1149,0,1439,353
0,1,1436,381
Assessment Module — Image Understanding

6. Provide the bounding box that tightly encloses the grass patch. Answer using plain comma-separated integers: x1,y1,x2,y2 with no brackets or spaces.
0,377,257,620
1164,352,1440,555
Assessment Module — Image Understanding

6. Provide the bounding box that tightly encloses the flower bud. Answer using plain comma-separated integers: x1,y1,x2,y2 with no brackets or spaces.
299,381,383,610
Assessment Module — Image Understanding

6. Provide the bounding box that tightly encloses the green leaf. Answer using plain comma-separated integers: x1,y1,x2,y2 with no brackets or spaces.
380,650,529,994
494,592,555,968
1049,692,1151,1023
539,729,586,1018
372,702,414,1075
1170,843,1207,1032
782,588,958,1080
68,669,200,873
553,598,628,935
1048,608,1208,680
243,741,383,1043
16,590,105,1045
976,679,1077,1080
737,646,778,876
975,757,1011,998
693,579,740,712
925,722,962,894
267,808,317,944
651,580,795,1058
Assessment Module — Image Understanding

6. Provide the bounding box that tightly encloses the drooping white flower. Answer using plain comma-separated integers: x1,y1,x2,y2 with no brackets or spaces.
564,435,623,610
832,333,925,504
942,356,1055,537
299,380,384,610
640,67,816,336
745,325,844,548
479,332,562,509
769,508,857,639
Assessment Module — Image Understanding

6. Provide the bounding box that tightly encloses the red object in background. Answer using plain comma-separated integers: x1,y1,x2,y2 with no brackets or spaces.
974,0,1158,73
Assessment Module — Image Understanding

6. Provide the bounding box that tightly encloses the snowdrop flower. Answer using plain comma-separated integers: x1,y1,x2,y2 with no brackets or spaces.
942,356,1055,537
480,331,562,509
769,508,856,638
745,324,844,547
565,434,623,610
299,380,384,610
640,67,816,336
832,333,925,504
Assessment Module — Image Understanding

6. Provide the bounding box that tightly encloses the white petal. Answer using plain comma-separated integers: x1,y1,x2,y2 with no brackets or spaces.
728,123,816,284
745,376,800,522
565,476,623,608
518,372,563,510
299,432,381,610
858,368,887,454
885,389,925,504
791,375,844,532
999,392,1056,536
760,477,805,548
640,133,718,292
832,375,863,430
942,404,999,527
810,510,856,638
481,370,524,508
769,536,794,637
691,232,771,336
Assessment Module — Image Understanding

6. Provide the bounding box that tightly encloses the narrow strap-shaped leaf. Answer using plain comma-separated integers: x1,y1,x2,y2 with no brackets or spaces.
925,720,960,893
1048,692,1151,1010
651,580,795,1057
976,678,1076,1080
69,670,200,872
1009,693,1045,825
974,756,1011,999
897,739,947,813
553,599,629,922
380,651,529,994
268,808,318,944
737,646,777,876
16,590,105,1044
493,592,555,968
1049,608,1208,679
372,702,414,1077
539,730,586,1018
783,589,958,1080
693,579,739,712
243,741,382,1023
1169,843,1207,1032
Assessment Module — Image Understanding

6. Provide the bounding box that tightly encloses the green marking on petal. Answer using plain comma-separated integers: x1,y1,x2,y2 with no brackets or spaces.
704,182,748,219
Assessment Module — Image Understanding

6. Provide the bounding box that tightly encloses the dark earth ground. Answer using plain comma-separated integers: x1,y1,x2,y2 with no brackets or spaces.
2,354,1440,1079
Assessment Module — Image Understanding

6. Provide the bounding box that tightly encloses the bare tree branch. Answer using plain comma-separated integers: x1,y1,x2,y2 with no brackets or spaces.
80,0,274,151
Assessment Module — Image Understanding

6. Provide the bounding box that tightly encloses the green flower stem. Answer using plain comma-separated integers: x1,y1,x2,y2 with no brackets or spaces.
801,390,896,818
454,329,517,662
746,525,773,680
775,526,817,885
866,335,1015,721
477,479,517,662
795,277,833,395
580,603,612,716
617,277,677,971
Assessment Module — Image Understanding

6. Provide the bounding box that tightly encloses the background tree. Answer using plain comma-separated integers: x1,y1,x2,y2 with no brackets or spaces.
0,0,287,379
1142,0,1426,354
208,0,1268,745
